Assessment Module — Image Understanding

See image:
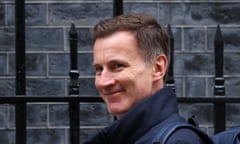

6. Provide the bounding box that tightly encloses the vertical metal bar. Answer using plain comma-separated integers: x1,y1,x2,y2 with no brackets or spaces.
214,102,226,133
15,0,25,94
15,0,26,144
15,101,26,144
70,23,78,71
214,24,225,96
69,23,79,95
214,24,226,134
166,24,175,91
68,23,80,144
69,24,79,95
69,101,80,144
113,0,123,17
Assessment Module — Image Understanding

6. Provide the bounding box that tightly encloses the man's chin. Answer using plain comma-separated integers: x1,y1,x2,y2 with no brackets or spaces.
108,108,125,118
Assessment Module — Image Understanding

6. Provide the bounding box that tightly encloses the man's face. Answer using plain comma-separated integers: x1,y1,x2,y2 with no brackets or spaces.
93,31,155,118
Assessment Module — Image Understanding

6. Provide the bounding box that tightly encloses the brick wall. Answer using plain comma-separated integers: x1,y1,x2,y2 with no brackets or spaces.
0,0,240,143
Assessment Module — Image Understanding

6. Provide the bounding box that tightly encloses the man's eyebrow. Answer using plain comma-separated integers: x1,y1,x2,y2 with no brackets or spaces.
108,59,126,63
92,63,99,67
92,59,128,66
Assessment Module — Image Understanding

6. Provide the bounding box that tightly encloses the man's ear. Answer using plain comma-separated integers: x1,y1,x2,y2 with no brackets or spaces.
152,55,168,81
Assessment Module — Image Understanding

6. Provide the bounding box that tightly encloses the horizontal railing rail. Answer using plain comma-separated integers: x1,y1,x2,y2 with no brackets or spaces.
1,96,240,104
1,96,239,139
0,96,240,138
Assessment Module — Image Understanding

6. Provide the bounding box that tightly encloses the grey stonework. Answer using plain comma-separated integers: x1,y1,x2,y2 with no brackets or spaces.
0,0,240,143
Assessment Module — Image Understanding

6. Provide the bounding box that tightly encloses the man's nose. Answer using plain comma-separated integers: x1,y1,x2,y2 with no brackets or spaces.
96,71,115,88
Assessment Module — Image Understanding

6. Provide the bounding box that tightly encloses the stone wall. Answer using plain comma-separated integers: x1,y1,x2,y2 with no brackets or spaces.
0,0,240,143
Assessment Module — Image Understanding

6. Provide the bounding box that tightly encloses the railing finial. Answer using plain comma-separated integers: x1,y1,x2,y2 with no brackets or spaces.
69,23,80,95
214,24,225,96
166,24,175,92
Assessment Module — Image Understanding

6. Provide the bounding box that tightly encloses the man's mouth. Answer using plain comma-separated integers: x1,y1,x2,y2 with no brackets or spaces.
102,90,122,96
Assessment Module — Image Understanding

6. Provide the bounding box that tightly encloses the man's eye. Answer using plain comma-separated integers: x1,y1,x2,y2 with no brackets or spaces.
94,66,103,74
112,63,125,71
115,63,123,68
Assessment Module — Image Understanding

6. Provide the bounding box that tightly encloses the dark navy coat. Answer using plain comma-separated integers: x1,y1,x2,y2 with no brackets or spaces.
83,87,203,144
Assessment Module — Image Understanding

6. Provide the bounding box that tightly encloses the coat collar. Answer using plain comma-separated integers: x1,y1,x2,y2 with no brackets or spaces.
100,86,179,144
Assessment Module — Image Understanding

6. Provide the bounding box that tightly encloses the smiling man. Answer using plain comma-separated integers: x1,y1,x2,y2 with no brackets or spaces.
93,31,159,119
83,13,204,144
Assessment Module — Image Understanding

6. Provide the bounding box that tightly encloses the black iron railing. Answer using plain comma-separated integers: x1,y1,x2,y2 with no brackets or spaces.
0,0,238,144
15,1,26,144
213,24,226,133
68,23,80,144
1,96,240,105
1,96,240,144
166,24,175,91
